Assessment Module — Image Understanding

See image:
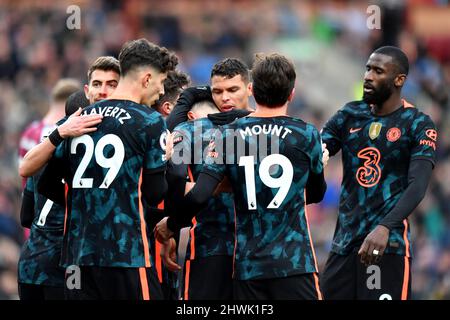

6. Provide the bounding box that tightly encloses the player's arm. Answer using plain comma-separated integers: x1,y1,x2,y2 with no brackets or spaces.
141,171,167,207
379,159,432,230
20,180,35,228
303,126,327,204
19,108,103,177
359,159,433,265
164,161,193,228
305,170,327,204
321,110,344,157
19,138,58,178
166,86,213,131
155,171,221,242
207,109,252,125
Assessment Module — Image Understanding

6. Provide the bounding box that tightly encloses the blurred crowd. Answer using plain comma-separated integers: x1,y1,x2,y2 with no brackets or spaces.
0,0,449,299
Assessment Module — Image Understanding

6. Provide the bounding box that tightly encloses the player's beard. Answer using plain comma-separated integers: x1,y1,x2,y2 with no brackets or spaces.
362,80,394,107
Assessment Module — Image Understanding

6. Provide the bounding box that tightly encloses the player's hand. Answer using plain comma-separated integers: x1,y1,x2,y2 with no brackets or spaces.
208,109,252,125
58,107,103,138
160,238,181,272
183,86,213,105
322,143,329,168
358,225,390,266
154,217,174,243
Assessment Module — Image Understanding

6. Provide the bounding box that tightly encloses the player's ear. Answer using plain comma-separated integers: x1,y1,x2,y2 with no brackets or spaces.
163,102,173,117
394,74,406,88
143,73,151,88
287,88,295,102
248,83,254,96
84,84,90,100
187,111,196,121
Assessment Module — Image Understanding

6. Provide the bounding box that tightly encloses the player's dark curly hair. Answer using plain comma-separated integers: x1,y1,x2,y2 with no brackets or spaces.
251,53,296,107
211,58,249,82
154,70,190,108
118,38,178,76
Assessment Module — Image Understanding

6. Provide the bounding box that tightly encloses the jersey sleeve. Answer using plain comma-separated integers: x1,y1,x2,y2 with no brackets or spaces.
24,177,34,193
410,114,437,167
53,140,66,160
20,178,36,228
143,115,168,174
308,125,324,175
321,110,345,156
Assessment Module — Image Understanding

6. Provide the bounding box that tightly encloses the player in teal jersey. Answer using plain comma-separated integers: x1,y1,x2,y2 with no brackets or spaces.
52,39,178,300
321,46,437,300
157,53,326,300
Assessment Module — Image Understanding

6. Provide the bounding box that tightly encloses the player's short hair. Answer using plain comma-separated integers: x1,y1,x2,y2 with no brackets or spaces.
65,90,90,116
154,70,190,109
118,38,178,76
251,53,296,107
51,78,81,103
191,100,219,115
211,58,250,82
373,46,409,75
87,56,120,83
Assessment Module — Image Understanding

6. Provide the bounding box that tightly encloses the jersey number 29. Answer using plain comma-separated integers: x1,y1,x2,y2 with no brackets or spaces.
71,134,125,189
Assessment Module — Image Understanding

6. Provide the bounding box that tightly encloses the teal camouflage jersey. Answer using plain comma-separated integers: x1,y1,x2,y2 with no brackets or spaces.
173,118,235,259
54,99,167,267
202,116,323,280
321,100,437,257
18,171,65,287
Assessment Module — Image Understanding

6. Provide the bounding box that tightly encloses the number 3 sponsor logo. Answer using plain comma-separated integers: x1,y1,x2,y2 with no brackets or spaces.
356,147,382,188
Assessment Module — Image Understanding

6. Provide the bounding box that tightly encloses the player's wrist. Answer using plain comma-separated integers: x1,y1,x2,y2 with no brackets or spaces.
377,224,391,233
57,122,70,139
48,128,64,146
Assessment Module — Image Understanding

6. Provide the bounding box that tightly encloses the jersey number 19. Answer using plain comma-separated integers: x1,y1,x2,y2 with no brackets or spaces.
239,154,293,210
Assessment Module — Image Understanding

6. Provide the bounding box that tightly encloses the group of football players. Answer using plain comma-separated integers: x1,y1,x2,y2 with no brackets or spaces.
17,39,437,300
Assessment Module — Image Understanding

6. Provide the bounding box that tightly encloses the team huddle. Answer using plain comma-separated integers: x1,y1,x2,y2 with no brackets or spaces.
17,39,437,300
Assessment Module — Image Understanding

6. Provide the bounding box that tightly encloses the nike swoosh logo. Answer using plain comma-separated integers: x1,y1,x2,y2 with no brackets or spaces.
349,128,362,133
